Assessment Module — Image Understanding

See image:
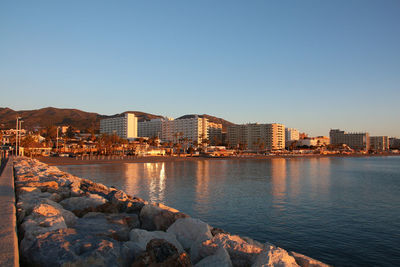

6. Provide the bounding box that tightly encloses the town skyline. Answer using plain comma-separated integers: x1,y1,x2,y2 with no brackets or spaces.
0,105,398,139
1,1,399,137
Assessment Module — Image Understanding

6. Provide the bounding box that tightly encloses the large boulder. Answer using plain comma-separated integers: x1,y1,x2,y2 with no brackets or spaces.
59,194,107,216
140,203,188,231
17,197,75,225
125,198,146,214
288,251,330,267
80,179,113,198
16,180,59,193
75,212,135,242
195,247,233,267
20,228,124,267
167,218,213,250
121,241,145,265
129,228,184,253
191,233,264,266
21,203,67,237
19,202,77,255
131,239,192,267
252,244,299,267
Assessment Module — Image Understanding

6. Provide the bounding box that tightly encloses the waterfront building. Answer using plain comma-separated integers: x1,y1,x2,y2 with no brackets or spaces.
227,124,248,148
370,136,389,151
208,122,223,145
285,128,300,142
138,118,168,138
161,116,208,144
297,136,330,147
227,123,285,150
299,132,309,139
100,113,138,140
329,129,370,151
389,137,400,149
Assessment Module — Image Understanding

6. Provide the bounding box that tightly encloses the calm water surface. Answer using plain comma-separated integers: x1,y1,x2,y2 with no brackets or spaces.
58,156,400,266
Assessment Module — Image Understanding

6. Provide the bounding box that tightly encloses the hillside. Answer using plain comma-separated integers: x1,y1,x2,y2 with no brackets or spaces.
176,114,234,131
0,107,234,133
0,107,163,132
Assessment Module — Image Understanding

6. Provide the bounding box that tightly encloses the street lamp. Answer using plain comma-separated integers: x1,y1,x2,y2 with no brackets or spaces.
15,116,22,156
19,120,24,156
56,126,60,153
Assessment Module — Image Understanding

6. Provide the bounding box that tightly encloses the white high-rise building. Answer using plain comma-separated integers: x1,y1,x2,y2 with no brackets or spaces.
100,113,137,139
285,128,300,142
161,116,208,144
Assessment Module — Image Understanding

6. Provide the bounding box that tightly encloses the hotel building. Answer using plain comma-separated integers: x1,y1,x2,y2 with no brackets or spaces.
161,116,208,144
370,136,389,151
296,136,330,147
227,124,248,148
138,118,171,138
208,122,223,145
227,123,285,150
389,137,400,149
329,129,370,151
100,113,138,140
285,128,300,142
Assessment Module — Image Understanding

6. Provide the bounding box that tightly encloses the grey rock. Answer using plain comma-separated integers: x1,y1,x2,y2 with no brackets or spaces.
131,239,192,267
129,228,184,253
121,241,145,265
195,247,233,267
59,193,107,215
167,217,213,250
21,228,124,267
192,233,264,266
76,212,138,242
252,243,299,267
140,203,188,231
288,251,330,267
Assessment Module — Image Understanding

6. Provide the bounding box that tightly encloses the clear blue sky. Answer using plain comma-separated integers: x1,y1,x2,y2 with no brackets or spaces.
1,1,399,136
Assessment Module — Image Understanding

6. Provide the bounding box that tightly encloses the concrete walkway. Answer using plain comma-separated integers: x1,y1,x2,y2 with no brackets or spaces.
0,157,19,267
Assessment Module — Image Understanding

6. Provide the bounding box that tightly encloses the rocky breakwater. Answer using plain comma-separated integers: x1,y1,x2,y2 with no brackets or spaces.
14,158,329,267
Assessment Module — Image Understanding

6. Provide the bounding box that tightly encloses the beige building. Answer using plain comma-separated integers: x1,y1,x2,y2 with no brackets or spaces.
100,113,138,140
285,128,300,142
208,122,223,145
161,116,208,144
227,123,285,150
329,129,370,151
370,136,389,151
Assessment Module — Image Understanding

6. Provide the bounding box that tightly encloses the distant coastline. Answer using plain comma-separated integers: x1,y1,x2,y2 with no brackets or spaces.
38,153,400,166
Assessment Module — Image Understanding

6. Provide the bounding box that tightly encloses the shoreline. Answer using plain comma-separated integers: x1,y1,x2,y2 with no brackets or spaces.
37,153,400,166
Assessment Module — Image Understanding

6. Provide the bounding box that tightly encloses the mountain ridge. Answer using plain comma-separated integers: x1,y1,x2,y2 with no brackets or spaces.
0,107,234,132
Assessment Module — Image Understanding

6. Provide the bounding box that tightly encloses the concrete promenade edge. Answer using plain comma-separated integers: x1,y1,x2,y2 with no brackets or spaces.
0,157,20,267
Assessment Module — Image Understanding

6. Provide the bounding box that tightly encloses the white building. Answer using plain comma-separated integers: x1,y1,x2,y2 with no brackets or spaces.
138,118,168,138
296,136,330,147
161,116,208,144
285,128,300,142
100,113,137,140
